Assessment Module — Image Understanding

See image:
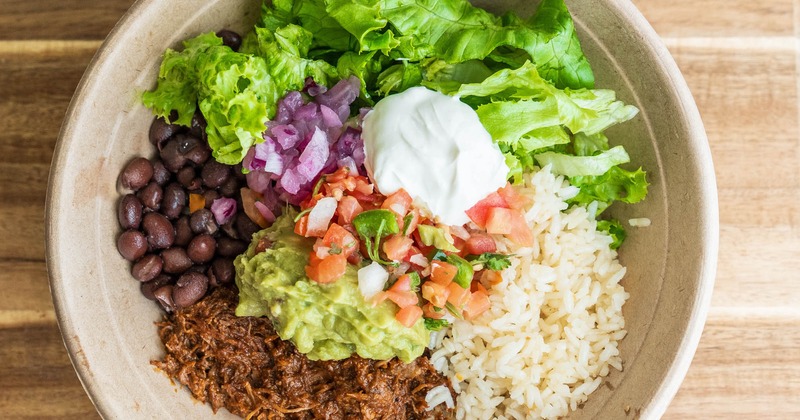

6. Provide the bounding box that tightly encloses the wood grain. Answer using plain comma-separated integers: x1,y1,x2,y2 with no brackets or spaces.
0,0,798,418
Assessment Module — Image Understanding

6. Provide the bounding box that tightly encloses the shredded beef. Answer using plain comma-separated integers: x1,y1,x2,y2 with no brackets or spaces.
152,287,455,419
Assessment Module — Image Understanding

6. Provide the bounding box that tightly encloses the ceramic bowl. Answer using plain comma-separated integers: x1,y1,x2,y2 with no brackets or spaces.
46,0,718,418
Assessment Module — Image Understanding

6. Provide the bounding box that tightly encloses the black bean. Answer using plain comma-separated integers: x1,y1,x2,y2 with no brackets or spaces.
216,236,247,257
176,134,201,155
140,274,173,300
149,117,180,149
232,163,246,181
131,254,163,282
189,110,207,140
209,258,235,286
176,166,196,188
151,160,171,185
162,183,187,219
218,176,240,198
201,160,231,189
174,216,193,247
173,272,209,308
187,234,216,264
187,264,208,275
185,143,211,166
161,247,193,274
236,212,261,241
217,29,242,51
153,285,175,312
117,230,148,261
118,194,143,230
142,212,175,250
190,209,218,235
220,218,239,240
119,157,154,191
136,181,163,211
202,190,220,209
160,138,188,172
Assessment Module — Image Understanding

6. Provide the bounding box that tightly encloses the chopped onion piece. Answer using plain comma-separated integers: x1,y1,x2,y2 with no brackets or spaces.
358,262,389,300
253,200,276,224
296,127,329,181
306,197,337,236
210,197,237,225
320,104,343,128
409,253,429,267
449,225,470,240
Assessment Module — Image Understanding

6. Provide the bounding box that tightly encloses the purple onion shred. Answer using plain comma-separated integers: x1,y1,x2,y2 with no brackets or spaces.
210,197,237,225
243,76,367,206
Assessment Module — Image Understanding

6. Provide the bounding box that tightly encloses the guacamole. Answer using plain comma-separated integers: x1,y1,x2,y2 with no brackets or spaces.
234,211,429,363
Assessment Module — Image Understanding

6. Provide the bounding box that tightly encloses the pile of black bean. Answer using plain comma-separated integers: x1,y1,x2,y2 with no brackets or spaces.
116,109,261,312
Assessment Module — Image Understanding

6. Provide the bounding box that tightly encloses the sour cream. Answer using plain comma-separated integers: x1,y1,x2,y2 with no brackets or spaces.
362,87,508,226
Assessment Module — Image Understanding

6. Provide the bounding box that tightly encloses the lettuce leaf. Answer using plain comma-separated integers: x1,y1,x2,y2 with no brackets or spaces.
535,145,630,177
569,166,649,210
194,46,277,165
142,32,224,126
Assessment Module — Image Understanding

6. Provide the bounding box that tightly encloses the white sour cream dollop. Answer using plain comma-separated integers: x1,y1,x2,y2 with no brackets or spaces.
362,87,508,226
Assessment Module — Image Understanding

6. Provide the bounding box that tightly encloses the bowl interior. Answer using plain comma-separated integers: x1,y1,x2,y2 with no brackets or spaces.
46,0,718,418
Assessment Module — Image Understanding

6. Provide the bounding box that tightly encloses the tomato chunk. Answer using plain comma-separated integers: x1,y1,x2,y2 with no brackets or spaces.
506,210,534,247
337,195,363,225
485,207,514,235
465,192,509,228
464,233,497,255
306,253,347,284
498,183,531,210
463,290,491,320
421,281,450,308
321,223,359,258
423,302,445,319
446,282,471,308
395,305,423,327
430,260,457,286
381,188,413,217
383,234,414,262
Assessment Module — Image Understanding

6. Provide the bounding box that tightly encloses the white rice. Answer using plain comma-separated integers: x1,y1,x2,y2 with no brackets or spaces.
430,166,629,419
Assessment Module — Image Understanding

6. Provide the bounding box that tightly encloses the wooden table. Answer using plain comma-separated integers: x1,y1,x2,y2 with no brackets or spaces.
1,1,798,418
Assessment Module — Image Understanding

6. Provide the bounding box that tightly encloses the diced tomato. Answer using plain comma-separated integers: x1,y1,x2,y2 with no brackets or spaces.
306,253,347,284
430,260,457,286
479,269,504,287
423,303,445,319
354,177,374,195
294,214,309,236
421,281,450,308
446,282,471,308
485,207,514,235
337,195,363,225
395,305,423,327
465,192,509,228
240,188,269,228
471,280,488,294
325,166,350,182
498,182,531,210
383,290,419,308
464,233,497,255
321,223,359,258
389,273,414,293
506,209,534,247
463,290,491,320
382,188,413,217
400,208,420,235
383,234,413,262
